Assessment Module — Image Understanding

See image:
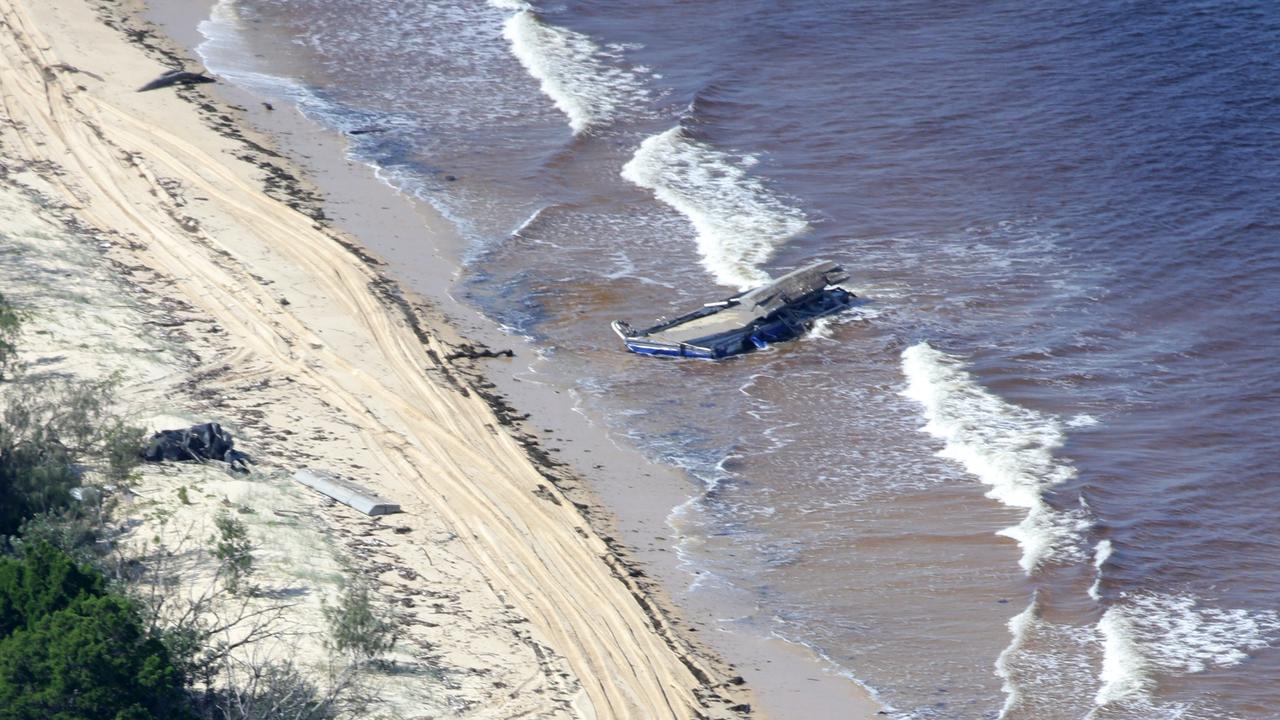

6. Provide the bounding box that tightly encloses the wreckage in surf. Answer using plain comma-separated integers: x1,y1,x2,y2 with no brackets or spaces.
611,260,856,359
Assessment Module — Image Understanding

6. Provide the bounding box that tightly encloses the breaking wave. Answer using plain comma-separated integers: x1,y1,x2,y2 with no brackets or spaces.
1093,593,1280,712
491,0,650,134
621,127,809,290
994,597,1039,719
1088,539,1113,601
900,342,1089,573
996,599,1105,720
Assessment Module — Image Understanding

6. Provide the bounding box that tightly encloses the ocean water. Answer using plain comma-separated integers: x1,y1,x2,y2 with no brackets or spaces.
195,1,1280,717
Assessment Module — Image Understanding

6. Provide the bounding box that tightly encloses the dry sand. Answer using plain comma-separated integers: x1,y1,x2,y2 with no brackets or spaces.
0,0,884,717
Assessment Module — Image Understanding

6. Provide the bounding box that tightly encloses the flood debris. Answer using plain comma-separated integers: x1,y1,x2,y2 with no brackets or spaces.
137,68,215,92
612,259,857,359
293,469,401,516
142,421,252,472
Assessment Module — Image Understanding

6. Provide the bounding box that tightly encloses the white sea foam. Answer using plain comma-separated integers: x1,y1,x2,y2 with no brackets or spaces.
1094,594,1280,710
197,2,393,145
195,0,241,56
995,596,1039,719
492,2,650,134
900,342,1088,572
807,316,836,340
1088,539,1113,601
1068,413,1101,428
621,127,809,290
198,0,489,244
1094,605,1152,707
997,598,1106,720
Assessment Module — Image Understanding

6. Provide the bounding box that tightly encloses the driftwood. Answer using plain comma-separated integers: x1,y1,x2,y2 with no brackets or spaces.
143,422,252,473
137,69,215,92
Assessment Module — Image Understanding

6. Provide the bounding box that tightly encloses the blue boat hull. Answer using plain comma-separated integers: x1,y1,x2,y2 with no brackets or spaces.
614,286,856,360
621,339,726,359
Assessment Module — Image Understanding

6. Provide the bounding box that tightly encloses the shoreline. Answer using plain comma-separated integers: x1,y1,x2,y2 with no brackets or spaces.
145,0,887,716
1,0,884,715
0,0,745,714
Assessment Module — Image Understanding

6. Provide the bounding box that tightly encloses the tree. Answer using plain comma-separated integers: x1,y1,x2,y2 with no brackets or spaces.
0,545,190,720
0,595,189,720
0,378,122,538
0,541,102,636
0,413,77,538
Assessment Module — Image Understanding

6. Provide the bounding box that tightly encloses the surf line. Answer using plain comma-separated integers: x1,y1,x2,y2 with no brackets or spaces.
900,342,1100,716
900,341,1089,573
489,0,651,135
621,126,809,291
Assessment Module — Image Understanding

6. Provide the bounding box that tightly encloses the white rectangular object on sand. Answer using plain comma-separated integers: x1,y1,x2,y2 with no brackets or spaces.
293,469,401,516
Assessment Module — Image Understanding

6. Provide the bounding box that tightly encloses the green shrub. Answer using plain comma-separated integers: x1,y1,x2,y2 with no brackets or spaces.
0,377,140,538
0,542,102,636
13,508,100,563
212,511,254,595
0,545,189,720
0,293,19,381
101,421,147,487
0,416,78,539
323,575,396,663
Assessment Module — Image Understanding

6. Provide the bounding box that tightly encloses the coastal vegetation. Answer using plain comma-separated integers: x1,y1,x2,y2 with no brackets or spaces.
0,293,397,719
212,511,255,596
0,296,17,381
323,571,397,664
0,544,190,720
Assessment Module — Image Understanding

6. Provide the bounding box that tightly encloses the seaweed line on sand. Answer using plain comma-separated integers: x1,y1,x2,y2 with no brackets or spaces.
81,0,753,714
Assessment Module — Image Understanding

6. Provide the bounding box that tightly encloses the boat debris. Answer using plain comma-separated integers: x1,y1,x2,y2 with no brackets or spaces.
143,422,253,473
293,469,401,516
611,260,856,359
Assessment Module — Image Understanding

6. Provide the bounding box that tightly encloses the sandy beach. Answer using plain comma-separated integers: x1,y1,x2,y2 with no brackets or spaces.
2,1,1259,717
0,0,795,715
0,0,895,715
7,0,1274,716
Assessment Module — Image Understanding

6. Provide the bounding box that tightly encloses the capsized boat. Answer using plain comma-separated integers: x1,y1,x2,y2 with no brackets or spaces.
611,260,856,359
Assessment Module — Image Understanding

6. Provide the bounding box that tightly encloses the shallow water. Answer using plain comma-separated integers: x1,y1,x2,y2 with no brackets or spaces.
197,0,1280,716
